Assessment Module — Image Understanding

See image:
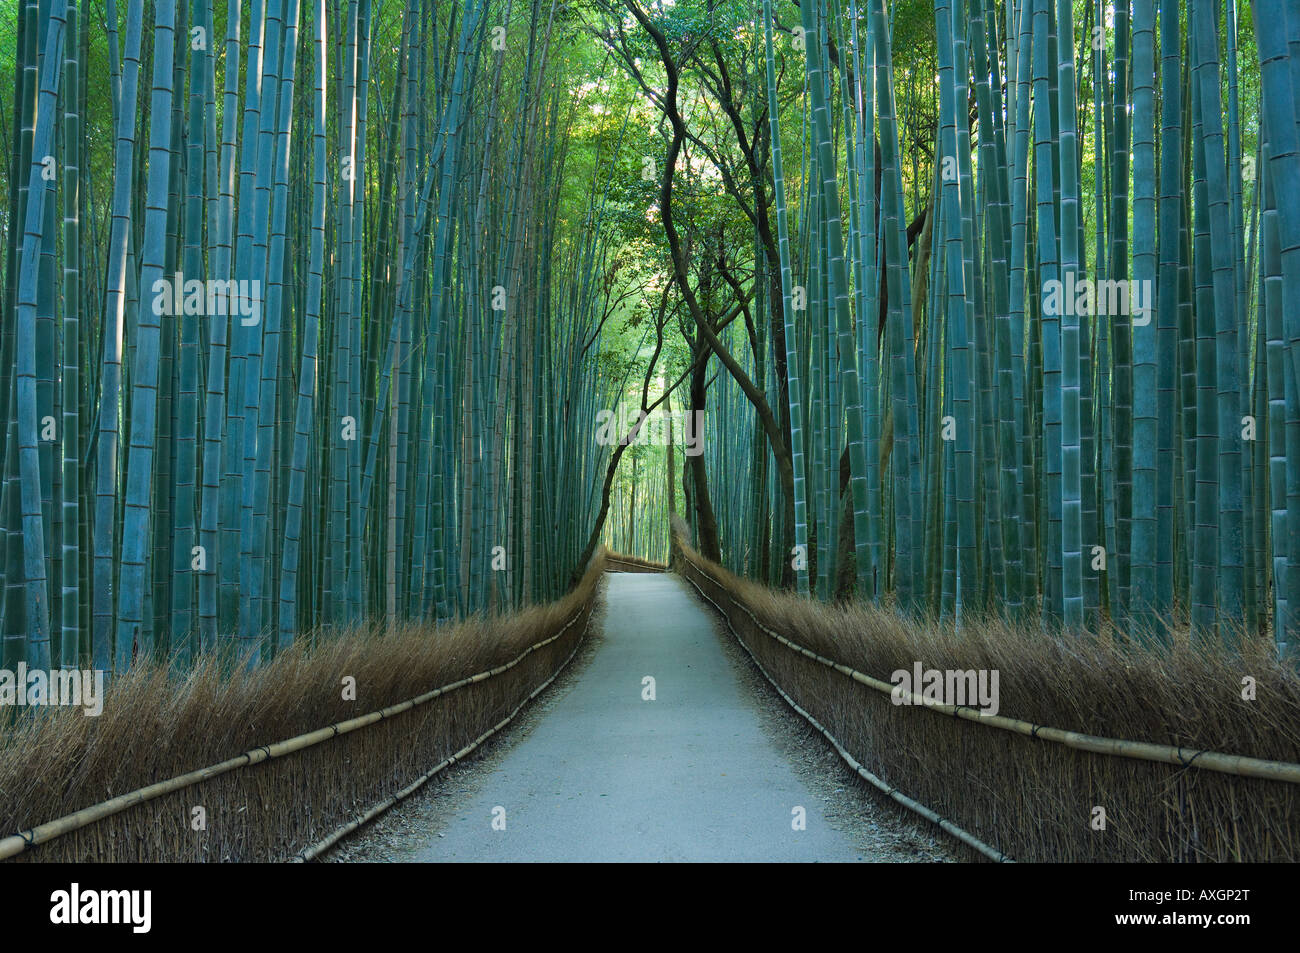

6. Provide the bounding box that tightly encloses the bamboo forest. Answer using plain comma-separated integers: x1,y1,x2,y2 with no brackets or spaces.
1,0,1299,872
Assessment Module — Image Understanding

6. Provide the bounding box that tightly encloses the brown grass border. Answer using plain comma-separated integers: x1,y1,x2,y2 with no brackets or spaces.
0,552,607,862
674,536,1300,862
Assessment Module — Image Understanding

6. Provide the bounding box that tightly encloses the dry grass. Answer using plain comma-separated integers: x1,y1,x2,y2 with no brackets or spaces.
0,552,606,862
676,540,1300,862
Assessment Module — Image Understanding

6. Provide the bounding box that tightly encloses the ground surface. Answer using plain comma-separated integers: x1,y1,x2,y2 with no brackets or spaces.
326,573,959,863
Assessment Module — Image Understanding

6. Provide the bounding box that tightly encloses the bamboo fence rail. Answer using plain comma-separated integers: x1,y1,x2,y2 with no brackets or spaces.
679,548,1300,786
0,605,590,861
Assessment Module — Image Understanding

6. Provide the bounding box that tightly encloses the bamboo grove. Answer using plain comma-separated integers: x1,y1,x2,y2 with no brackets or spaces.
0,0,625,673
4,0,1299,676
581,0,1294,656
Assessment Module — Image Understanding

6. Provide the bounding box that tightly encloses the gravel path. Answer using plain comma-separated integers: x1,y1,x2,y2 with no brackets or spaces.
325,573,959,863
